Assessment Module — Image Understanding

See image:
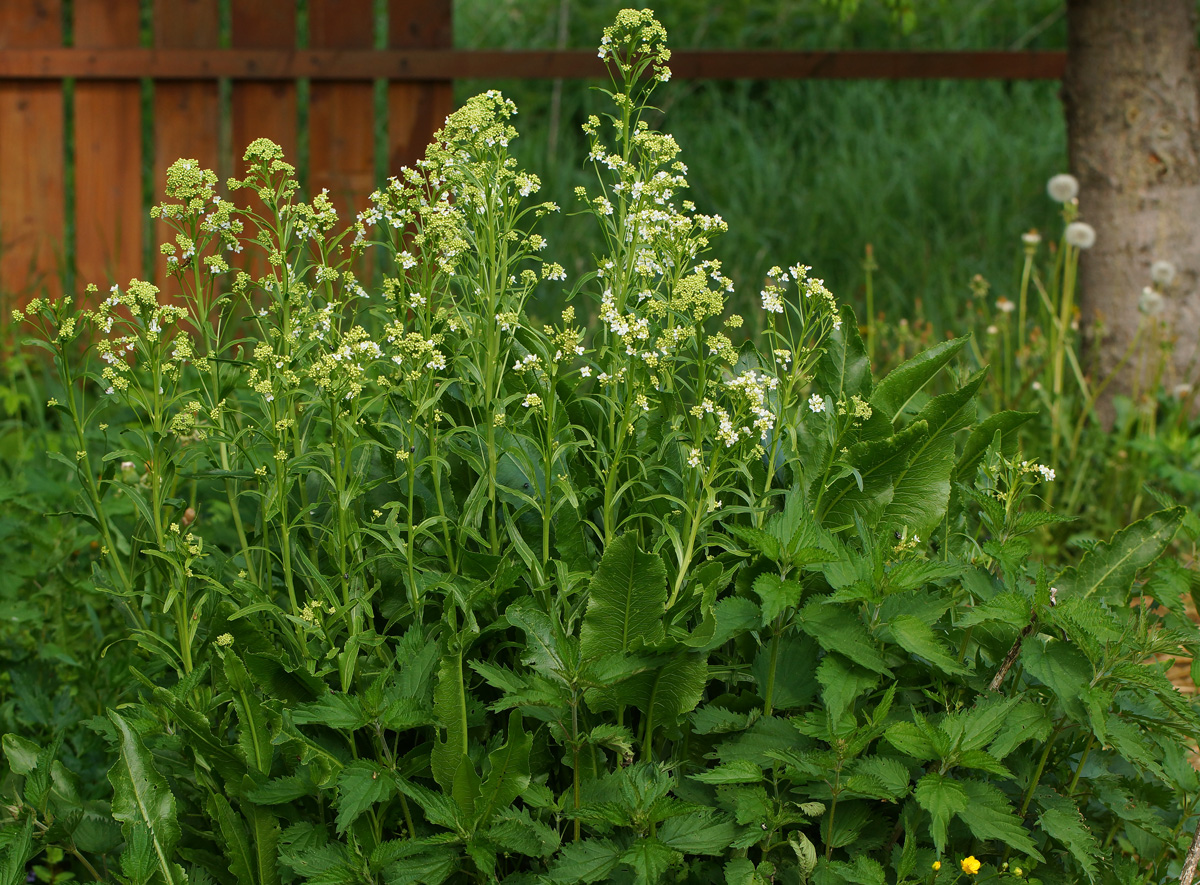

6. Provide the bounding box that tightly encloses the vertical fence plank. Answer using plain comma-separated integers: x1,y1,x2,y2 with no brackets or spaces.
388,0,453,174
0,2,64,304
73,1,142,292
153,0,220,291
308,0,376,228
231,0,297,282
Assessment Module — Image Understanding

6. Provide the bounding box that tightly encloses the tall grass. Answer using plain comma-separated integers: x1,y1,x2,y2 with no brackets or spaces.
454,0,1069,329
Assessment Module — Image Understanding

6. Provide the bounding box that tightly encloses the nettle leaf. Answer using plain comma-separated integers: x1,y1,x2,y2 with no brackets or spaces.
689,760,764,785
657,810,739,855
816,654,878,724
0,812,34,885
581,533,666,659
1034,786,1099,883
871,335,970,423
108,711,184,885
885,722,937,761
621,837,681,885
335,761,396,834
913,772,967,855
1,733,40,776
846,756,912,801
885,615,968,676
955,780,1044,859
799,599,890,675
548,838,623,884
1055,507,1185,604
291,693,368,731
752,573,805,624
1021,637,1091,723
754,634,820,712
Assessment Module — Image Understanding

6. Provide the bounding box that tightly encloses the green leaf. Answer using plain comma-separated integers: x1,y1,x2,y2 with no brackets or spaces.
1055,507,1185,604
108,710,184,885
1,734,40,776
335,761,396,834
816,304,872,403
291,693,368,731
816,654,878,724
886,615,968,675
954,410,1036,480
913,772,967,855
581,533,667,660
549,838,623,883
657,811,739,855
224,652,275,777
474,711,531,828
1021,637,1091,723
799,600,890,674
753,634,820,712
209,793,255,885
870,335,969,422
431,649,468,795
752,573,804,624
621,837,680,885
1034,786,1098,883
957,781,1043,860
820,421,928,531
689,761,765,785
0,812,34,885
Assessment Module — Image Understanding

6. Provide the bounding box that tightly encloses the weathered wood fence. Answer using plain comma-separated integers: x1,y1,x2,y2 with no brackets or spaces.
0,0,453,302
0,0,1065,302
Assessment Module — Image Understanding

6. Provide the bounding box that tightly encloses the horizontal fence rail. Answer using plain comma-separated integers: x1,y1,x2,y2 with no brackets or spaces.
0,49,1069,81
0,0,452,305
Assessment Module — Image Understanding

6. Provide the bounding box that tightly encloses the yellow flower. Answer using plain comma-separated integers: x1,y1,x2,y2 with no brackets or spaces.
932,861,941,871
961,857,981,876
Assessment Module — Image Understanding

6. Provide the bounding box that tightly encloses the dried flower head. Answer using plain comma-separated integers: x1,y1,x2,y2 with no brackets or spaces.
1064,221,1096,250
1047,173,1079,203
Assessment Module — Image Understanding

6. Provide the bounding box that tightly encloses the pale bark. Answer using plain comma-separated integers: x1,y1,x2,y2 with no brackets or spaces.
1063,0,1200,414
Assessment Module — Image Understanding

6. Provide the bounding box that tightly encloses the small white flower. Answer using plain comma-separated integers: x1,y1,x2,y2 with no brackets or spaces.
1037,464,1055,482
808,393,826,414
1047,174,1079,203
1150,259,1177,287
580,365,592,378
986,324,999,336
996,297,1015,314
1064,221,1096,250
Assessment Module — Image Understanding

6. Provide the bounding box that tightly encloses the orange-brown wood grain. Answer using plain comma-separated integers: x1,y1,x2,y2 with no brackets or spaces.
0,2,65,304
73,0,143,294
388,0,452,176
307,0,375,227
153,0,219,294
231,0,298,284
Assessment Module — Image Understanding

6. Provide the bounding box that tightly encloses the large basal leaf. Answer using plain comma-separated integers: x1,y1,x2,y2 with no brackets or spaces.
581,533,666,660
816,304,872,403
1055,506,1185,604
819,421,928,532
431,650,468,794
108,711,184,885
870,335,970,423
209,793,255,885
954,410,1036,481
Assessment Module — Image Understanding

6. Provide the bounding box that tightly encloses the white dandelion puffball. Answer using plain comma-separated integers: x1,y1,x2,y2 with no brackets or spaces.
1150,260,1177,287
1064,221,1096,250
1138,286,1165,316
1047,174,1079,203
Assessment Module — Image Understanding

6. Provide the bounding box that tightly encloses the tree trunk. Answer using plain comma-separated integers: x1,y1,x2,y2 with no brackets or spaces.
1063,0,1200,417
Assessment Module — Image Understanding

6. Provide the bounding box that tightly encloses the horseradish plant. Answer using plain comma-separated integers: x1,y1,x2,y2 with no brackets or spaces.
5,10,1200,885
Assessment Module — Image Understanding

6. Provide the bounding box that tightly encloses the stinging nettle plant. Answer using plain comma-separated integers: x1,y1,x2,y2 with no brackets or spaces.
4,9,1200,885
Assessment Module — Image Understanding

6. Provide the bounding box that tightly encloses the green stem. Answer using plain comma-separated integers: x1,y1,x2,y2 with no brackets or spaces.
763,614,785,717
1019,726,1060,818
1065,733,1094,797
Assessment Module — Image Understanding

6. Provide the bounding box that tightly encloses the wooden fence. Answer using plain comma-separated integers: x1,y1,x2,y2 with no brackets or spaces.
0,0,1065,303
0,0,452,302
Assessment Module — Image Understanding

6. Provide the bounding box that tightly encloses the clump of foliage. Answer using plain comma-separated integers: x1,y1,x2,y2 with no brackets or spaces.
3,10,1199,885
